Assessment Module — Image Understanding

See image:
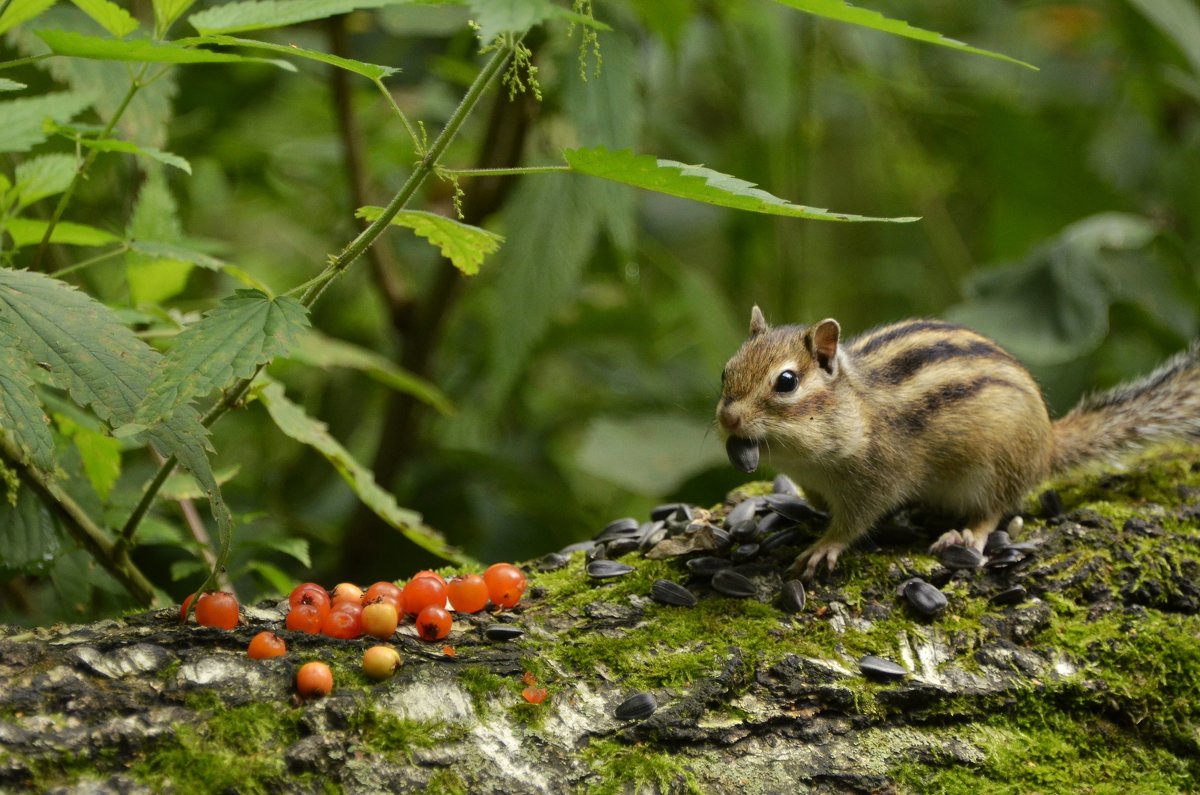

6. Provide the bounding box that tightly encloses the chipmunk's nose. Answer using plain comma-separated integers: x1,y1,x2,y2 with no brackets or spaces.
717,401,742,433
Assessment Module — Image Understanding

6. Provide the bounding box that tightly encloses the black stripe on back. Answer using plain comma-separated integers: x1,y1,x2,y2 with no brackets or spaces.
870,339,1012,386
852,320,964,357
888,376,1027,435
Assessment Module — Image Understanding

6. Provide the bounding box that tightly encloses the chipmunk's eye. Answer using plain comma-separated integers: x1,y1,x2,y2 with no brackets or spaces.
773,370,799,393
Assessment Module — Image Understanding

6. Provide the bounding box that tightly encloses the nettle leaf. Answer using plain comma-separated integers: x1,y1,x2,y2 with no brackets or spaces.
0,0,57,35
0,322,55,475
466,0,608,43
14,153,78,209
70,0,139,37
0,91,94,154
184,34,397,80
256,379,471,564
286,330,453,415
0,483,61,575
135,290,310,427
126,171,190,306
71,135,192,173
54,413,121,500
158,464,240,500
5,217,120,248
34,29,294,68
0,78,28,92
356,207,504,276
188,0,414,35
153,0,196,34
563,147,920,223
770,0,1037,70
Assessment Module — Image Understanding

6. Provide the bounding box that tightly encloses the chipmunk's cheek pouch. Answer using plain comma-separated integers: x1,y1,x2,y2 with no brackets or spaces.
726,436,760,474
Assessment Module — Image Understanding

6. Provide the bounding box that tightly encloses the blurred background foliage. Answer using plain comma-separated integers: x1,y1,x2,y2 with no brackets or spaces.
2,0,1198,622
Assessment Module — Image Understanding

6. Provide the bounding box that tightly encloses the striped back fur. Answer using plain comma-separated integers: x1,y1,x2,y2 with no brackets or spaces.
1052,343,1200,473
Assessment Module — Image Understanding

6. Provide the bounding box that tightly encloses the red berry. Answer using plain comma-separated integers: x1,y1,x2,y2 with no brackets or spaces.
286,603,323,634
361,601,399,639
403,576,447,617
362,645,402,681
364,581,402,610
483,563,526,610
248,631,287,659
289,582,330,612
331,582,364,606
322,606,362,639
411,570,447,586
296,661,333,698
179,592,197,623
195,591,240,629
415,605,452,642
446,574,490,614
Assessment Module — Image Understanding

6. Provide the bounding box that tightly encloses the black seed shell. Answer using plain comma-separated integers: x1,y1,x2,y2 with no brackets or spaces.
711,569,756,598
724,498,762,528
858,655,908,680
731,543,760,563
483,625,525,641
650,503,691,522
772,474,800,496
779,579,806,613
686,556,732,576
940,545,984,570
990,585,1028,606
903,578,948,617
728,519,759,542
614,692,658,721
760,529,802,553
764,494,824,523
586,560,635,579
726,436,760,473
596,517,640,541
983,530,1010,554
650,579,698,607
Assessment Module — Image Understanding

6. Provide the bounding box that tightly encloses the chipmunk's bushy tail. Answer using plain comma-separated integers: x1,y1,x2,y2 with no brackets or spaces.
1052,343,1200,474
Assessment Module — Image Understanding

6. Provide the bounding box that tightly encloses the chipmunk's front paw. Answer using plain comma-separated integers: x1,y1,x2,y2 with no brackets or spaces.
790,540,847,582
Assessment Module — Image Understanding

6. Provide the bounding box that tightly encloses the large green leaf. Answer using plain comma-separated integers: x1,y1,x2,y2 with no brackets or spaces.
68,134,192,173
54,412,121,500
188,0,414,35
0,483,61,575
135,290,310,427
285,330,454,415
466,0,608,43
4,217,120,248
0,91,93,153
0,321,55,475
770,0,1037,70
33,29,293,67
125,170,190,306
13,153,77,208
356,207,503,276
562,147,919,223
153,0,195,35
183,34,397,80
70,0,139,37
0,0,56,35
256,379,471,564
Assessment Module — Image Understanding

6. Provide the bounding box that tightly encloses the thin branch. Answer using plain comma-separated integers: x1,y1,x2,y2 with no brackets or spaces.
438,165,568,178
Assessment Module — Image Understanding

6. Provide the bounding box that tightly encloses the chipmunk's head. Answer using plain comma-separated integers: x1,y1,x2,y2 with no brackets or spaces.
716,306,842,473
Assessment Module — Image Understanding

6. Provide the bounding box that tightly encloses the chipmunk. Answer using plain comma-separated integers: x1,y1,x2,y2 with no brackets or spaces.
717,306,1200,580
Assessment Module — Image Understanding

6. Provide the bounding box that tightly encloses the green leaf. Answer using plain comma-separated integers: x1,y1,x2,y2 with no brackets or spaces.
241,535,310,567
286,329,454,415
70,0,138,37
0,0,56,35
0,78,28,91
563,147,920,223
188,0,415,35
0,90,93,153
356,207,503,276
255,379,471,564
69,134,192,173
184,34,398,80
153,0,195,35
13,153,77,208
575,413,727,494
158,465,240,500
241,559,295,594
54,412,121,500
5,217,120,247
126,171,190,305
127,239,224,270
769,0,1037,70
467,0,608,43
0,483,61,575
1127,0,1200,78
135,290,310,427
33,29,294,67
0,323,55,475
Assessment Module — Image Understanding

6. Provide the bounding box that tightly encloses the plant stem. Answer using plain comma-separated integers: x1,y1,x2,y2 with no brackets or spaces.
50,245,128,278
438,165,569,178
1,435,157,606
0,54,50,71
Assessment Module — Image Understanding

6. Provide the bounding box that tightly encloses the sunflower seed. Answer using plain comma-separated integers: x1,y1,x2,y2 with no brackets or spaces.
596,517,640,541
483,625,525,641
984,547,1026,570
724,498,762,528
711,569,757,598
728,519,759,543
586,560,635,579
686,556,732,576
726,436,760,474
940,545,984,570
559,540,597,555
651,503,691,522
764,494,824,523
779,579,806,613
983,530,1010,555
731,543,760,563
535,552,570,571
760,528,802,553
604,537,641,558
858,655,908,680
650,579,698,607
614,692,658,721
990,586,1028,606
772,474,800,496
903,578,947,617
639,522,668,550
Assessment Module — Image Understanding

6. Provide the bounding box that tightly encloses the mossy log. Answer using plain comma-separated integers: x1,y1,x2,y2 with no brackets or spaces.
2,448,1199,793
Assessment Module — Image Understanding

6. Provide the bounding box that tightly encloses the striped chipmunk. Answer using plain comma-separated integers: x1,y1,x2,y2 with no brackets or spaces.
717,306,1200,580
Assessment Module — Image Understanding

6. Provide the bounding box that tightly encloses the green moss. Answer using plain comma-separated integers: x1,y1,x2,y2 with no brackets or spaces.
1049,446,1200,512
580,738,703,795
457,664,509,716
426,768,469,795
350,704,467,757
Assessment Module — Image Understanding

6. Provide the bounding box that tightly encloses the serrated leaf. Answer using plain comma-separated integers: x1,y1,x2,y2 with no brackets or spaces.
467,0,608,43
14,153,77,209
54,412,121,500
256,379,471,564
0,0,56,35
128,239,225,270
158,464,240,500
126,171,190,305
5,217,120,247
0,483,61,574
563,147,920,223
153,0,195,35
286,329,453,415
0,78,28,91
770,0,1037,70
33,29,294,67
356,207,503,276
0,324,55,474
188,0,414,35
70,134,191,173
135,290,310,426
184,34,397,80
70,0,138,37
0,90,93,153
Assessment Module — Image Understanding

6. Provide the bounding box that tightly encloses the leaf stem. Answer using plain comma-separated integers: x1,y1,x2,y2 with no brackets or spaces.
0,53,50,71
50,244,129,278
437,165,569,177
373,77,422,155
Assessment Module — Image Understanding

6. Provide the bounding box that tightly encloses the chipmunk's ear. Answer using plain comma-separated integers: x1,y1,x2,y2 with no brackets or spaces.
749,305,768,338
809,318,840,375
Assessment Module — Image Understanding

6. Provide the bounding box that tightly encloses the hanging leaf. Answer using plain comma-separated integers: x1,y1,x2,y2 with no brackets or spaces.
0,323,55,475
769,0,1037,70
188,0,415,35
134,290,310,427
285,330,454,415
0,91,94,153
158,465,241,500
70,0,139,37
69,134,192,173
563,147,920,223
153,0,196,35
356,207,503,276
126,171,191,306
255,379,472,565
183,34,398,80
4,217,120,248
0,0,57,35
54,413,122,500
33,29,294,68
13,153,77,209
0,483,62,575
